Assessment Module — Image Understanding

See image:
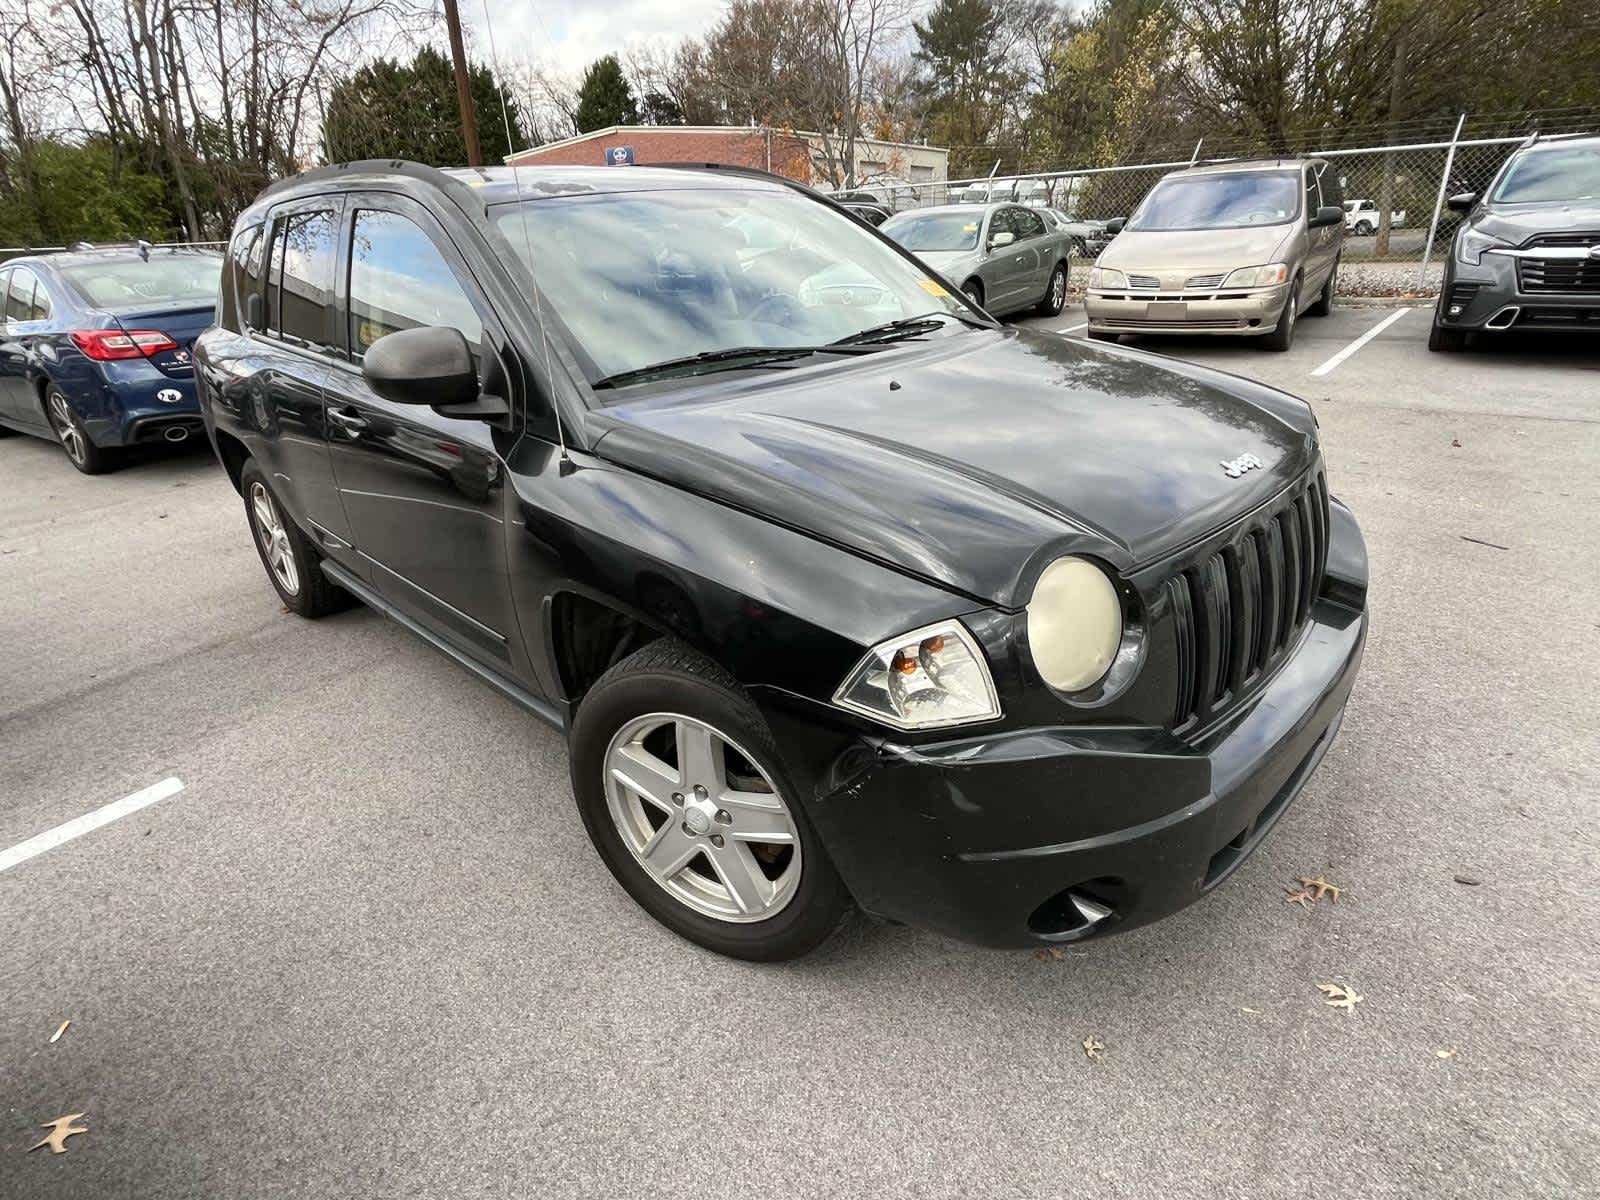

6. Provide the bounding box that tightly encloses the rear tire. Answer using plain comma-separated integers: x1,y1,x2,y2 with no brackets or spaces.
569,639,852,961
1260,280,1300,352
240,460,346,617
1355,220,1374,236
1035,262,1068,317
45,387,112,475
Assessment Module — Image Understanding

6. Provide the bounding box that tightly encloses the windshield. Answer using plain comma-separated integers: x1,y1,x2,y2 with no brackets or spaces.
58,254,220,309
1493,146,1600,203
880,211,982,252
1130,173,1301,231
493,189,967,388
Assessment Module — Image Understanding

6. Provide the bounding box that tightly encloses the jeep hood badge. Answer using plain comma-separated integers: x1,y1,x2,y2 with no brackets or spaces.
1221,453,1264,478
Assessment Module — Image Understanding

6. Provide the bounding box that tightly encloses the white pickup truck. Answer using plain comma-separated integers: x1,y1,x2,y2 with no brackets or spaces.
1343,199,1406,235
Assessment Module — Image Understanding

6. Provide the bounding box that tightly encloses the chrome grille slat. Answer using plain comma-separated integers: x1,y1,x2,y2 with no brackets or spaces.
1125,273,1161,290
1185,272,1226,290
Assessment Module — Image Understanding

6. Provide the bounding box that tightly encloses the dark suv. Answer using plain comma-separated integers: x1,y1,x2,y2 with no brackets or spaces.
196,160,1368,960
1430,134,1600,350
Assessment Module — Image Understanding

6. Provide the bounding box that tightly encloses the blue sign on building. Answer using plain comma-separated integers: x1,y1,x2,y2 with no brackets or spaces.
605,146,635,166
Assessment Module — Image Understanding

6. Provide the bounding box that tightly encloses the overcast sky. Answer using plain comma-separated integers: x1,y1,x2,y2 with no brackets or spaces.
463,0,730,83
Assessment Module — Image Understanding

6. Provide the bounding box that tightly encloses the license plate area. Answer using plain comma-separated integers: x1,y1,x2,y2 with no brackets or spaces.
1147,301,1188,322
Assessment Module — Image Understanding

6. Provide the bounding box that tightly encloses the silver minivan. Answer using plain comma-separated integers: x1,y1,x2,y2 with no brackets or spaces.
1085,159,1344,351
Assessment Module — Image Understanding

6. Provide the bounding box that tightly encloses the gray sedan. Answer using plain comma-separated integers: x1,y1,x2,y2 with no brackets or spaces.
880,203,1073,316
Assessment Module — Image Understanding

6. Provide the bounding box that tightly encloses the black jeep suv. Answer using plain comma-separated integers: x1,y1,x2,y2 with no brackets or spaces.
195,160,1368,960
1430,134,1600,350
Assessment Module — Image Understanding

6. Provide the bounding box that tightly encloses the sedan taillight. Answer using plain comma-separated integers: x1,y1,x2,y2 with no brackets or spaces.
69,329,179,361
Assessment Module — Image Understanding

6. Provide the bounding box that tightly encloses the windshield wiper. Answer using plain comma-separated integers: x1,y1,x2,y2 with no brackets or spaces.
832,309,989,346
591,343,882,390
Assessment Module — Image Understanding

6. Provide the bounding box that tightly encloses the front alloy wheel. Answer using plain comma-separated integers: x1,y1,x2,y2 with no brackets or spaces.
238,459,346,617
570,639,851,960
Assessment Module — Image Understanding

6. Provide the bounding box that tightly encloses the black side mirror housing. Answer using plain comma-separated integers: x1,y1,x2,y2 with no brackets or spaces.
1310,205,1344,229
1446,192,1478,214
362,326,480,408
1103,216,1127,234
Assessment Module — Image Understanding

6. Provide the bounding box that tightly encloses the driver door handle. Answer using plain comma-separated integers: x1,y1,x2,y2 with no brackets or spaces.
327,406,369,437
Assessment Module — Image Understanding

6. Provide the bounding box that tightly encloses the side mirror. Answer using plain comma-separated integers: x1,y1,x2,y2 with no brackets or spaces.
1310,205,1344,229
990,230,1016,248
1446,192,1478,214
362,325,479,408
1103,216,1127,234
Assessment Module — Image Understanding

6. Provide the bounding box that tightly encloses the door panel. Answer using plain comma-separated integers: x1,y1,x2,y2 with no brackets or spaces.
0,269,45,425
326,199,526,674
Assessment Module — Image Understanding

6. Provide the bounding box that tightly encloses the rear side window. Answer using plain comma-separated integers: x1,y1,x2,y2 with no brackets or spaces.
267,210,337,351
228,223,263,330
1304,171,1321,218
5,267,46,321
347,209,482,360
1013,208,1046,239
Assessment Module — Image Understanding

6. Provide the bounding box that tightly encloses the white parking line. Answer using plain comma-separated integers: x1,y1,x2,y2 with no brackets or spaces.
1061,322,1087,334
0,777,184,875
1310,308,1412,377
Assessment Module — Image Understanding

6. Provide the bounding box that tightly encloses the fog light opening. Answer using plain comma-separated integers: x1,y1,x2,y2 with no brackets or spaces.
1247,318,1261,327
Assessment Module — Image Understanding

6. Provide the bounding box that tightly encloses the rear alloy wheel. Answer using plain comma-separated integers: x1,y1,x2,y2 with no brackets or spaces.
1261,279,1300,352
1036,262,1068,317
45,388,111,474
239,460,346,617
570,640,851,960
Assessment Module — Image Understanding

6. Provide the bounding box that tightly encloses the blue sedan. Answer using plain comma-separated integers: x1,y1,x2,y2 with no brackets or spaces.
0,245,221,473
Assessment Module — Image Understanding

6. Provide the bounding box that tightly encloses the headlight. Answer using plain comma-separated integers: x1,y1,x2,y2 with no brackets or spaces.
1090,266,1127,290
1026,557,1123,693
833,620,1000,730
1221,263,1290,288
1456,227,1509,266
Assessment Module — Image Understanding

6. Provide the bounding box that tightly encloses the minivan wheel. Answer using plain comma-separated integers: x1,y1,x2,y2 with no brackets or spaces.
1307,260,1336,317
1036,262,1068,317
569,640,851,961
239,460,346,617
1261,280,1300,352
45,388,111,474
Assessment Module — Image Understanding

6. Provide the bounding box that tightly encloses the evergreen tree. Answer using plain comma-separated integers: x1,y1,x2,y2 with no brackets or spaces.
574,55,640,133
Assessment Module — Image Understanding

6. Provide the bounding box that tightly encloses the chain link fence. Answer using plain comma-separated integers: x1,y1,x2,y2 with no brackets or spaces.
855,117,1595,294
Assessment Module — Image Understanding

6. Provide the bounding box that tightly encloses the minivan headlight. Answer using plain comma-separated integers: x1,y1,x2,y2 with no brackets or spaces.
833,620,1001,730
1221,263,1290,288
1090,267,1127,290
1026,557,1123,693
1456,227,1509,266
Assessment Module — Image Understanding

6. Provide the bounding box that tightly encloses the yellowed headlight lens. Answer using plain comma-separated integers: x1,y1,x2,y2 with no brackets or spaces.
1027,557,1123,692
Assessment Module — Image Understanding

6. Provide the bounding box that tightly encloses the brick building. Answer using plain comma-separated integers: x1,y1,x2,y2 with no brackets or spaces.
504,125,948,193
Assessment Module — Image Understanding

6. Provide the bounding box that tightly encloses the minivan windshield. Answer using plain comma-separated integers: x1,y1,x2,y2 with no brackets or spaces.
494,189,969,389
1130,172,1301,231
58,253,220,309
880,210,982,251
1492,145,1600,203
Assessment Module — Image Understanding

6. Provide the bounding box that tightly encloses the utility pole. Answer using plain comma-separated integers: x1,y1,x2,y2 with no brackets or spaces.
442,0,482,166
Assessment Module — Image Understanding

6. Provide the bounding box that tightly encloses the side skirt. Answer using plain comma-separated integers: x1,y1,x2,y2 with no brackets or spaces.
320,559,567,733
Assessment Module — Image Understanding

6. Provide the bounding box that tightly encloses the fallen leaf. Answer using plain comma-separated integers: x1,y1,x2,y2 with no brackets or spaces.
48,1019,70,1045
29,1113,88,1155
1033,946,1068,962
1082,1035,1105,1061
1450,437,1462,447
1299,876,1344,902
1317,983,1364,1013
1241,1006,1261,1014
1453,873,1482,886
1284,887,1314,908
1435,1048,1457,1059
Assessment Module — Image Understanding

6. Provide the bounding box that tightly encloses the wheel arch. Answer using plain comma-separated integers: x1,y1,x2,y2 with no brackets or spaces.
214,428,250,493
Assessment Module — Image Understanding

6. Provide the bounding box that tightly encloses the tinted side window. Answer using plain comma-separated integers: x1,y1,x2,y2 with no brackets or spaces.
988,209,1016,243
1318,167,1343,210
1304,171,1321,218
267,211,336,350
347,209,482,360
227,222,263,331
5,267,39,321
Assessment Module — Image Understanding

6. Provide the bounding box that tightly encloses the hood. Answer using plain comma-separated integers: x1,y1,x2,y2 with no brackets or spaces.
1098,225,1297,281
590,330,1318,608
1474,201,1600,246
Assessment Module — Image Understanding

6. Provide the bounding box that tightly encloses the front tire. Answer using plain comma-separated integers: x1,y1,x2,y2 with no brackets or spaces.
240,460,345,617
1428,320,1468,352
1035,262,1068,317
569,640,852,961
1306,259,1336,317
45,388,112,474
1355,220,1374,236
962,280,985,310
1260,279,1300,351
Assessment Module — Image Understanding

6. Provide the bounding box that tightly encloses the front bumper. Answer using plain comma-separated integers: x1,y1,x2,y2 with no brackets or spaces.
1439,251,1600,333
770,514,1368,950
1086,283,1289,336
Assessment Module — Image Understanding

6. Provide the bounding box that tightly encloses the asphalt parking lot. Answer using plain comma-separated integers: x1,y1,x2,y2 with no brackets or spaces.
3,305,1597,1198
